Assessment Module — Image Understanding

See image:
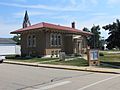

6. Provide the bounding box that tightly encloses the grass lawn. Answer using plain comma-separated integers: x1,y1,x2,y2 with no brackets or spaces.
99,51,120,66
7,57,58,63
41,58,88,66
7,51,120,68
7,56,88,66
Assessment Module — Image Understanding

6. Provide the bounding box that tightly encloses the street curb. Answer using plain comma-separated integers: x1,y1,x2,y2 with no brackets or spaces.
4,61,120,74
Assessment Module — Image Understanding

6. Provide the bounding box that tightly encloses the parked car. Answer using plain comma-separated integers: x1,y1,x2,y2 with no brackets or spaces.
0,56,5,63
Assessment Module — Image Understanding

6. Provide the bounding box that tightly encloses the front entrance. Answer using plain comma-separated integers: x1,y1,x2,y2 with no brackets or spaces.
74,38,82,55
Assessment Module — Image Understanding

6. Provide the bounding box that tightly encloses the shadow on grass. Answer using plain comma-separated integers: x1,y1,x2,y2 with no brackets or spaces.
6,55,58,63
100,61,120,69
42,58,89,67
101,61,120,66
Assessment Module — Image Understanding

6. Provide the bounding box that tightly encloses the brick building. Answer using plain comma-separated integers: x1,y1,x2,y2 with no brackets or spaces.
11,11,92,57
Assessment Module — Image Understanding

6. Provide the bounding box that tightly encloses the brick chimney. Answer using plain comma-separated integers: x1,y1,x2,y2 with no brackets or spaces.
71,22,75,28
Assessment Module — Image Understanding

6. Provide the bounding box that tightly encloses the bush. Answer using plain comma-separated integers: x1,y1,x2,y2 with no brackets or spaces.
74,53,82,57
99,53,104,56
6,55,16,59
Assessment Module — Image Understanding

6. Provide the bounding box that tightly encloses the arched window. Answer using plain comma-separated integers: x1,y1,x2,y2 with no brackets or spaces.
50,33,62,46
54,34,57,46
50,33,54,46
27,35,32,47
58,34,62,45
32,35,36,47
27,34,36,47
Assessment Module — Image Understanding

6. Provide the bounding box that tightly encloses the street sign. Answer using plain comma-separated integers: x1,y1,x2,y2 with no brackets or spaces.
90,50,99,60
87,49,100,66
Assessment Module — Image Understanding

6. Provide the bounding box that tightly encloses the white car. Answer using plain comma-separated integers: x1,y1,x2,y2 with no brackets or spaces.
0,56,5,63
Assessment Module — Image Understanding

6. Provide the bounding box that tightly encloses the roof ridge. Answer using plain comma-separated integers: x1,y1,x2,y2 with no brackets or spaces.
11,22,93,35
42,22,72,29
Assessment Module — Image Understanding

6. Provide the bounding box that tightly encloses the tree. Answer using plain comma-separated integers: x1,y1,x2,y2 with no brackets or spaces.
83,27,90,32
83,27,90,47
102,19,120,49
12,35,20,45
89,25,101,49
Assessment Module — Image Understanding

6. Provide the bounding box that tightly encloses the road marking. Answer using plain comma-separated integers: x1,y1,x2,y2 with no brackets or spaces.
77,75,120,90
34,81,71,90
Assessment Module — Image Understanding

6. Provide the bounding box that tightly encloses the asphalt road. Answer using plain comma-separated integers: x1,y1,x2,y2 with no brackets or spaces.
0,63,120,90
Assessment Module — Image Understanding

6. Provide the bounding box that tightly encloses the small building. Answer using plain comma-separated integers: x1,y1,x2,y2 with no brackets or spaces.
11,11,92,57
0,38,21,55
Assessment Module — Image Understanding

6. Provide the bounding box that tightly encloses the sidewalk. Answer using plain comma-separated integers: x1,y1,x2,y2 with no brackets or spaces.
4,60,120,74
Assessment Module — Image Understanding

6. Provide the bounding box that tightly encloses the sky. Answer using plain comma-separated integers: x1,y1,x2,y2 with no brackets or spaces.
0,0,120,39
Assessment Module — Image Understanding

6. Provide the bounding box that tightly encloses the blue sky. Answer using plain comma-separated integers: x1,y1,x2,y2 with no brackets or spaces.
0,0,120,39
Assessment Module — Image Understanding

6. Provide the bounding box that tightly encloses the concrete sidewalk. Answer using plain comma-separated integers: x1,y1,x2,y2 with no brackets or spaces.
3,60,120,74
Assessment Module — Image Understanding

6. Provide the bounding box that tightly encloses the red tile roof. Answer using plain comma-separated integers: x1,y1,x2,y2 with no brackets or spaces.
11,22,92,35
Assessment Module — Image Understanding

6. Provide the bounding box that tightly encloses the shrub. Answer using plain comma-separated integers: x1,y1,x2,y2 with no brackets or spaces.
6,55,16,59
99,53,104,56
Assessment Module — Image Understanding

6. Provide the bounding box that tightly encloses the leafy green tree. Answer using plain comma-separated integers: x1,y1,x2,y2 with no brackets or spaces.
102,19,120,49
12,35,20,45
89,25,101,49
83,27,90,32
83,27,90,47
99,37,106,50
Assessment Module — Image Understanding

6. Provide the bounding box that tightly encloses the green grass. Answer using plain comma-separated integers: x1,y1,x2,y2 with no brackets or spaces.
99,51,120,66
7,56,88,66
42,58,88,66
7,57,58,63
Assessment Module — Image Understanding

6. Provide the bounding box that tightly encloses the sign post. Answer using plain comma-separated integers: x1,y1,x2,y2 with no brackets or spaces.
87,48,100,66
59,52,65,61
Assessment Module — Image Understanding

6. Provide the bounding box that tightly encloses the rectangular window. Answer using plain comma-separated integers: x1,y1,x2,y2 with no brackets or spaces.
58,35,61,45
32,35,36,47
27,36,31,47
27,35,36,47
51,34,54,46
55,34,57,46
50,33,62,47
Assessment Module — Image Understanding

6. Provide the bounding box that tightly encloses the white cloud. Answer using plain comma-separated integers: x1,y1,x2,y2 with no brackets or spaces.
12,0,27,3
0,0,100,12
79,0,98,6
90,12,107,16
107,0,120,8
90,0,98,5
0,1,92,11
0,2,79,11
70,0,77,5
14,11,53,17
107,0,120,5
77,14,120,39
0,20,20,38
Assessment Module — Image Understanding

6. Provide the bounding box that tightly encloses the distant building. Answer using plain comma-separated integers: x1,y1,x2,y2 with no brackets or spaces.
11,11,92,57
0,38,21,55
104,44,107,50
101,39,108,50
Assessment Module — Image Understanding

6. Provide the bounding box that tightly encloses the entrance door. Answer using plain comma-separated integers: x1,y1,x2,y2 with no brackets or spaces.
74,39,82,55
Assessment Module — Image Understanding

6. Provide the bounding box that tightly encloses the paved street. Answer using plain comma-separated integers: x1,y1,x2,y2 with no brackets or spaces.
0,63,120,90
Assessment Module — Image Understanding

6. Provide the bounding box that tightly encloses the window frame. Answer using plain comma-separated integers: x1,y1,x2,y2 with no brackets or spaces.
50,33,62,47
27,34,36,47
